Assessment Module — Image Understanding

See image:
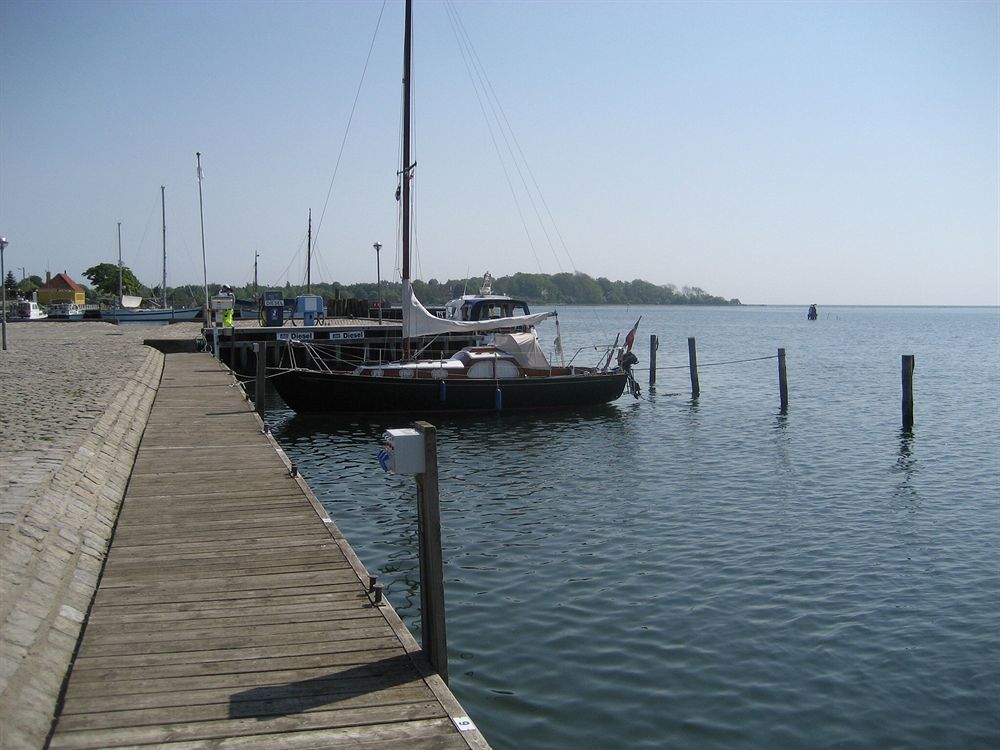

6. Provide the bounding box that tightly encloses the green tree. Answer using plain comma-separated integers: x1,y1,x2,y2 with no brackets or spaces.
16,276,42,297
84,263,144,297
4,270,16,295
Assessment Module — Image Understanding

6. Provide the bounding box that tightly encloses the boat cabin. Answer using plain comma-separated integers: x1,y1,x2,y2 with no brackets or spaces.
444,271,532,322
446,297,532,322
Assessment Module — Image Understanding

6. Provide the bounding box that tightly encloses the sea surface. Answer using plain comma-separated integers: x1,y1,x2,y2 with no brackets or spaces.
267,305,999,750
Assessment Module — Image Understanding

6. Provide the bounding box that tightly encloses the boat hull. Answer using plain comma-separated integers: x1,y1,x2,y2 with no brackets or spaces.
102,307,203,323
271,369,629,413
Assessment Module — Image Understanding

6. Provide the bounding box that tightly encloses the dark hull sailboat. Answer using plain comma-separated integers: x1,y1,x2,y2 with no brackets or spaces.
272,366,628,414
269,0,638,416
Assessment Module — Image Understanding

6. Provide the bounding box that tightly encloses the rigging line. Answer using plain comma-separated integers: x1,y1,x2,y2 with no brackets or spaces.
312,0,388,255
479,64,577,274
447,0,566,274
657,354,779,370
274,229,308,287
131,191,161,285
443,1,545,275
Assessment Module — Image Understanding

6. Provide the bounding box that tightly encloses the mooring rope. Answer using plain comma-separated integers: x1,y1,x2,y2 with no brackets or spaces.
650,354,779,371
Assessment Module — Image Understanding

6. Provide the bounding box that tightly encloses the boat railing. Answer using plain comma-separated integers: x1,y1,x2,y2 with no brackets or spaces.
566,343,618,369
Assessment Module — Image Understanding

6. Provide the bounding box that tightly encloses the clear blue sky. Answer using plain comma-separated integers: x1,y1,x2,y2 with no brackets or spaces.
2,0,997,305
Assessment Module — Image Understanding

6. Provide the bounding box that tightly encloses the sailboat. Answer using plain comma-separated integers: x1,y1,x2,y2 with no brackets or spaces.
102,188,203,323
270,0,638,413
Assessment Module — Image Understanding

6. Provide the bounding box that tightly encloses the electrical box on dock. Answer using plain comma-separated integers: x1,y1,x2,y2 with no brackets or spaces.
295,295,324,327
378,428,425,475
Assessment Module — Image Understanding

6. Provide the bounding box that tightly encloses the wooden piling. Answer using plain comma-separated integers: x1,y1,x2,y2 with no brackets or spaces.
254,341,267,417
687,337,700,399
901,354,915,429
414,421,448,684
649,334,658,385
777,347,788,412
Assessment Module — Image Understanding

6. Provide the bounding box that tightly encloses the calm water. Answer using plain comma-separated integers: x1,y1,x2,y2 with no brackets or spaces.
268,306,999,750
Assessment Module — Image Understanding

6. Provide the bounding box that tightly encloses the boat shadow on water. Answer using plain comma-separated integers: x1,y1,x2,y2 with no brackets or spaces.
272,401,634,448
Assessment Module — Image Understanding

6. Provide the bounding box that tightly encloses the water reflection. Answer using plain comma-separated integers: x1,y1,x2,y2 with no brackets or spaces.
263,306,1000,750
892,429,919,504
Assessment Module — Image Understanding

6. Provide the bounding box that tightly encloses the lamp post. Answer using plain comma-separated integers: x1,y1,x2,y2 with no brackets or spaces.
1,236,9,352
373,241,383,325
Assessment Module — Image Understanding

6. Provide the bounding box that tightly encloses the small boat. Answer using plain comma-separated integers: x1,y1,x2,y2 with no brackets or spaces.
11,300,48,320
807,304,818,321
46,301,84,320
271,0,638,414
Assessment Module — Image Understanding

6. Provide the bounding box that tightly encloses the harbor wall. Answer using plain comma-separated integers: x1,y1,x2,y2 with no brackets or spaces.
0,322,200,748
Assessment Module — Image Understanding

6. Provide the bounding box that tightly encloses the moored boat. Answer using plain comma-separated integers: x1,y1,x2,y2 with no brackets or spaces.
11,300,48,320
46,301,84,320
270,0,638,414
102,189,204,324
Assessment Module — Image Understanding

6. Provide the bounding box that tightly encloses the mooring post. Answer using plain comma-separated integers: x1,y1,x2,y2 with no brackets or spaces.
777,347,788,412
901,355,915,430
413,421,448,684
649,334,658,385
254,342,267,417
687,337,700,399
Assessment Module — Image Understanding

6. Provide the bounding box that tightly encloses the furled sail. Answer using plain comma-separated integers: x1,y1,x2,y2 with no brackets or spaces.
403,280,554,339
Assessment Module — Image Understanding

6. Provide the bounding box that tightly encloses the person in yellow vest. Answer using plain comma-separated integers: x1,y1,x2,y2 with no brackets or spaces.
219,285,235,327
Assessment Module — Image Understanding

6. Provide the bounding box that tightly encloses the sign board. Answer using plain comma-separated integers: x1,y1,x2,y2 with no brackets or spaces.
210,295,234,311
327,330,365,341
276,331,314,341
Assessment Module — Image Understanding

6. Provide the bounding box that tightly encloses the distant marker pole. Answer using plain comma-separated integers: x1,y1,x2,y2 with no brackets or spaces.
901,355,915,430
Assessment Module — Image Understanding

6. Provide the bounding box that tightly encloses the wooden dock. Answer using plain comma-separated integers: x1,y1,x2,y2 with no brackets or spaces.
48,352,488,749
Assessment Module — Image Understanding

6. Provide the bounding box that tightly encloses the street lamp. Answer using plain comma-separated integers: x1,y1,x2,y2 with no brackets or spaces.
373,241,383,325
1,236,9,352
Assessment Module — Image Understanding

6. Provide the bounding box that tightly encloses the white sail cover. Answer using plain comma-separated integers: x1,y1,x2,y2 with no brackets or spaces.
121,295,143,308
403,280,554,339
491,332,552,369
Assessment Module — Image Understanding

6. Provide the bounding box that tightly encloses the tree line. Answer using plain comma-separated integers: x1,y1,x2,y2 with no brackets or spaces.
23,265,739,308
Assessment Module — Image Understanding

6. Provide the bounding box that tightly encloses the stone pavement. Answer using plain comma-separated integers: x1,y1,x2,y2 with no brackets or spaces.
0,320,204,749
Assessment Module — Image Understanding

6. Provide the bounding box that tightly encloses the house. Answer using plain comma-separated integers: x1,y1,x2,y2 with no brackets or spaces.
37,272,86,306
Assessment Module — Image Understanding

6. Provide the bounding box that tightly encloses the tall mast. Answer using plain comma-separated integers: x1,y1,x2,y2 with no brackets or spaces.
253,250,259,299
306,208,312,294
117,221,123,301
402,0,412,283
196,152,209,309
161,185,167,308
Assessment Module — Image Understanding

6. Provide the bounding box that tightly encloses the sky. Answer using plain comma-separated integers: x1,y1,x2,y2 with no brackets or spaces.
1,0,997,306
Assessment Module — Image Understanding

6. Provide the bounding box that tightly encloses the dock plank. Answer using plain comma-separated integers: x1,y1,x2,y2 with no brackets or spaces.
48,353,487,749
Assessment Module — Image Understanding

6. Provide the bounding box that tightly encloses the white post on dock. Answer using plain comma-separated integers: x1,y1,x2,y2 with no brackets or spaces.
414,421,448,684
379,424,449,683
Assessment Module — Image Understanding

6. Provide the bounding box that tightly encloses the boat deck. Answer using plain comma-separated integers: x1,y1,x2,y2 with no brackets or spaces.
48,352,488,749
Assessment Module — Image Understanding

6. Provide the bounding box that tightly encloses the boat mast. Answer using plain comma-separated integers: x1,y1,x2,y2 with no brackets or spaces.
306,208,312,294
161,185,167,308
402,0,412,284
401,0,413,356
196,152,209,310
253,250,259,299
117,221,123,302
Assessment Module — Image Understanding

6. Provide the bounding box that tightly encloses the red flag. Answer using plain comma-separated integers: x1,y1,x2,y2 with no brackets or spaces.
624,317,641,352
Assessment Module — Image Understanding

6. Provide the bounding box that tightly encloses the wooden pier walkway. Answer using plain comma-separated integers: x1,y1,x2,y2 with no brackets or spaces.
49,353,488,749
